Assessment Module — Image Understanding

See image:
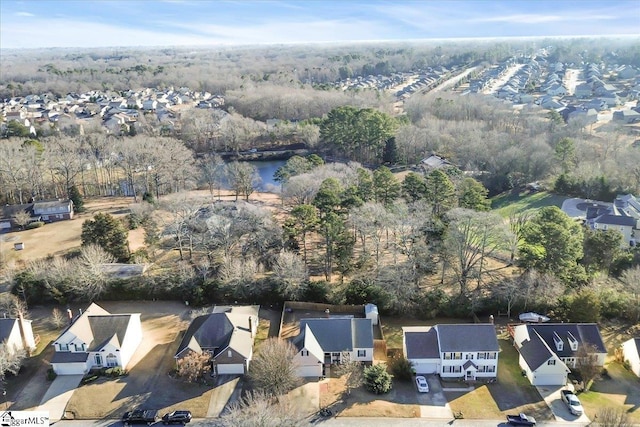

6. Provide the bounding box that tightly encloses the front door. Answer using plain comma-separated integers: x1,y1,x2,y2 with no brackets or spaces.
466,370,474,380
94,354,103,367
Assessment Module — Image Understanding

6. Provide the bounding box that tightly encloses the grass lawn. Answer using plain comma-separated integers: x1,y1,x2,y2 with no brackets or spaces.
579,362,640,422
447,339,552,420
491,191,566,217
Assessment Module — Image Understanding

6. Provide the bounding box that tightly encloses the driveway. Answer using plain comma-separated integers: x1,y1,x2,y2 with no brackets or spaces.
536,385,590,423
207,375,242,417
418,375,453,418
37,374,83,421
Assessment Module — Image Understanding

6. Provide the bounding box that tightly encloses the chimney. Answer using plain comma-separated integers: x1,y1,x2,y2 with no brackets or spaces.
248,317,254,337
324,308,330,318
17,312,30,354
489,314,494,325
67,308,73,324
79,308,83,316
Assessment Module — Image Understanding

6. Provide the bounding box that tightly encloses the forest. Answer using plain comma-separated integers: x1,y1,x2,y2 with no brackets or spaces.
1,38,640,325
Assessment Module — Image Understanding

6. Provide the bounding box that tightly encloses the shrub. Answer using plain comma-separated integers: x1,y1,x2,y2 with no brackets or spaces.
46,368,57,381
81,374,99,385
26,221,44,229
363,364,393,394
388,355,414,382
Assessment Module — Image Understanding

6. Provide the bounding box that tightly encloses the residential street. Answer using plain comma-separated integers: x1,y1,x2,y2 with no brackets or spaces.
51,417,593,427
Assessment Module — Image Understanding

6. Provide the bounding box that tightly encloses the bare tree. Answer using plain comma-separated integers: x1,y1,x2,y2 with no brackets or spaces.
12,210,32,230
594,408,633,427
219,391,308,427
70,244,116,301
335,352,364,395
576,343,602,391
225,161,260,201
272,251,308,301
494,278,525,319
50,308,66,329
176,351,211,383
444,208,513,296
0,294,28,319
249,338,300,396
620,266,640,322
0,341,26,382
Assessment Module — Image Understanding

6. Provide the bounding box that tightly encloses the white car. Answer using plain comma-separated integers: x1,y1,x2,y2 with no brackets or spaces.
415,375,429,393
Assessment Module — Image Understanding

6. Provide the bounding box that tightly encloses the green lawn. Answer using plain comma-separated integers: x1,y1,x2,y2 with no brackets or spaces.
491,191,566,217
579,362,640,422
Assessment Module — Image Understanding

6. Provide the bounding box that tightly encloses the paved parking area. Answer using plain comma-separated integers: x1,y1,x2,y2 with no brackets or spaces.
37,375,83,422
536,385,590,424
418,376,454,419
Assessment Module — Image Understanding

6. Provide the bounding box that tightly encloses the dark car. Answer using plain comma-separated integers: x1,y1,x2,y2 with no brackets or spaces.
122,409,160,425
507,413,537,426
162,410,192,425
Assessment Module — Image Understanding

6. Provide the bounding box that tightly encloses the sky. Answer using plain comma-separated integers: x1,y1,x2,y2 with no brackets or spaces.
1,0,639,49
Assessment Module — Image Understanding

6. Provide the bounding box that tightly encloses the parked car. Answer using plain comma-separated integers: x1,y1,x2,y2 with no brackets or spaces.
122,409,160,425
162,410,192,424
561,390,583,416
507,413,536,426
415,375,429,393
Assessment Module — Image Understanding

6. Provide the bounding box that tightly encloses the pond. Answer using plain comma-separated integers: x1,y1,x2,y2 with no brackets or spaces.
241,159,286,192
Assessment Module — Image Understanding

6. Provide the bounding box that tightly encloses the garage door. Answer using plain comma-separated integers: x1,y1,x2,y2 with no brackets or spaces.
52,362,87,375
297,365,322,378
411,361,438,374
534,374,566,386
216,364,245,375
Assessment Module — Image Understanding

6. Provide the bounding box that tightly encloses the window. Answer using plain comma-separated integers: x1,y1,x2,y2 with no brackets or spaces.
465,353,474,360
227,350,233,358
548,359,556,365
453,352,462,360
74,344,84,352
478,365,496,373
59,343,69,351
301,350,309,356
477,352,497,359
443,366,462,373
357,350,366,357
444,352,462,360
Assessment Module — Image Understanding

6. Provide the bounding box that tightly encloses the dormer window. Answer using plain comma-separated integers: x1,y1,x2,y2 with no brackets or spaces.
567,332,579,351
59,343,69,351
227,350,232,358
553,332,563,351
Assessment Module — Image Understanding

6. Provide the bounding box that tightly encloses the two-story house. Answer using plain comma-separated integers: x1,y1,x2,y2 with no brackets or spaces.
292,318,374,378
50,303,142,375
403,324,499,380
512,323,607,385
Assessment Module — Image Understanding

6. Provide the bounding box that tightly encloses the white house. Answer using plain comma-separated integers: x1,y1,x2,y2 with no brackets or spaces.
403,324,499,380
622,338,640,378
0,314,37,356
50,303,142,375
174,305,259,375
292,318,374,377
512,323,607,386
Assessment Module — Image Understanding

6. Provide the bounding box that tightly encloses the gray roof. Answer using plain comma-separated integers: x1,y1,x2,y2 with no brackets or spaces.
526,323,607,357
436,324,499,352
0,319,17,343
405,329,440,359
519,330,555,371
87,315,132,351
51,352,89,363
595,214,636,227
175,306,259,360
298,318,373,352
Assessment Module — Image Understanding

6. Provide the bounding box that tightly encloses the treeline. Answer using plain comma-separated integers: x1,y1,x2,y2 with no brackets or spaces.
11,156,639,325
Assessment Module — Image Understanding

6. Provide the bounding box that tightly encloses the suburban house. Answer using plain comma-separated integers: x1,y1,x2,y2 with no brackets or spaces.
33,200,74,222
512,323,607,386
592,214,637,247
174,305,259,375
403,324,499,380
0,314,38,356
622,338,640,378
50,303,142,375
0,200,73,230
291,318,374,377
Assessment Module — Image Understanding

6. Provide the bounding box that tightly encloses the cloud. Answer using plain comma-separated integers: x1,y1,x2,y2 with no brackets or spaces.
15,12,35,17
470,13,617,24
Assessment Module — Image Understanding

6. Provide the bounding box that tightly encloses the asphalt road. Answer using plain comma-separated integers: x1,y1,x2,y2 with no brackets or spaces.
51,417,594,427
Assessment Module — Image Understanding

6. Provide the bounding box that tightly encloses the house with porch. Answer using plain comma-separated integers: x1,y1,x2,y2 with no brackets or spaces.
50,303,142,375
403,324,499,380
512,323,607,386
292,317,374,377
174,305,259,375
